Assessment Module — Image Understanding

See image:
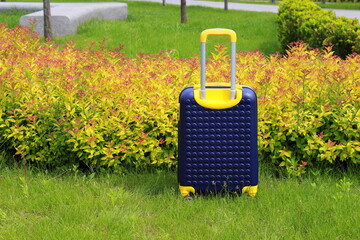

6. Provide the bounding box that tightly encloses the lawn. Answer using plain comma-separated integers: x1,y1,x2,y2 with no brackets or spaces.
1,1,281,57
0,164,359,239
316,2,360,10
2,1,358,57
0,9,31,29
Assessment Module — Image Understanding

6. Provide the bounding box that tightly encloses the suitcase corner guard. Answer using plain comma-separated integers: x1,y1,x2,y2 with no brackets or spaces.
242,185,258,198
179,186,195,198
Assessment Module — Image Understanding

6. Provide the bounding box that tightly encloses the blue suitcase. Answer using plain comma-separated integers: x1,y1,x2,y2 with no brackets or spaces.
178,29,258,198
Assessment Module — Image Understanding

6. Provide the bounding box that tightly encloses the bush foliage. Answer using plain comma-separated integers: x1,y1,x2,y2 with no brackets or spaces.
0,24,359,174
277,0,360,58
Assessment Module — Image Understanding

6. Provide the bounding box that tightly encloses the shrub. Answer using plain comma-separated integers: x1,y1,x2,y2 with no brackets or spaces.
277,0,360,58
0,24,359,174
246,44,360,175
0,24,195,172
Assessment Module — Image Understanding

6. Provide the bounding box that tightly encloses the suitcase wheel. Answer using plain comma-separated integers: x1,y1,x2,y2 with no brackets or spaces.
184,195,194,200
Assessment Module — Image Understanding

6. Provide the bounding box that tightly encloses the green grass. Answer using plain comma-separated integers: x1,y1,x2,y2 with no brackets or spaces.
0,9,31,28
0,1,280,57
2,1,358,57
318,2,360,10
56,1,280,58
0,164,359,239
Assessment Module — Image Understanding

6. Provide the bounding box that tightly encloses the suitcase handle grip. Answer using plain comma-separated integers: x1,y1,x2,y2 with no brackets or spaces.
200,29,237,43
200,29,237,100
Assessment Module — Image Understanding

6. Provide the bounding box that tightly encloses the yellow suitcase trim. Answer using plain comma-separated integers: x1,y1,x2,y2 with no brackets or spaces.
194,83,243,109
180,185,258,198
200,28,237,43
179,186,196,198
242,185,258,198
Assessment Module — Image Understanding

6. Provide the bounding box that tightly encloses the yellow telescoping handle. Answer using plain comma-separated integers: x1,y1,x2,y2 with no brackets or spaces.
200,28,237,43
200,29,237,100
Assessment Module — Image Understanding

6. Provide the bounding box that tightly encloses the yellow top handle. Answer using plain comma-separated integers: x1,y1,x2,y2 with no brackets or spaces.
200,28,237,43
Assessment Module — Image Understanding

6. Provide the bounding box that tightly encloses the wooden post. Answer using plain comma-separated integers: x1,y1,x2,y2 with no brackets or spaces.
162,0,166,6
43,0,53,40
224,0,228,10
181,0,187,24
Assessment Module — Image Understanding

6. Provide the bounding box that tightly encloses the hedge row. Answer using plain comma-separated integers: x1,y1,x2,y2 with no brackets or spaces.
277,0,360,58
0,25,359,174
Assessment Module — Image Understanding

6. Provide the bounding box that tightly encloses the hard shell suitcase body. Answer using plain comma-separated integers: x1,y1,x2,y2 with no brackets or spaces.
178,29,258,198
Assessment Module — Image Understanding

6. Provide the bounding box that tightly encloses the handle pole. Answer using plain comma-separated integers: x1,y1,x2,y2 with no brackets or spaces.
200,42,206,100
230,42,236,100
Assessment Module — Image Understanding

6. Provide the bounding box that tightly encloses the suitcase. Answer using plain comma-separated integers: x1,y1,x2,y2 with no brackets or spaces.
178,29,258,198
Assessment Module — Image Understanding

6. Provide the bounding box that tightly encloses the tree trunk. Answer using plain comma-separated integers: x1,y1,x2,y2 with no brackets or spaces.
224,0,228,10
181,0,187,24
43,0,53,40
162,0,166,6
